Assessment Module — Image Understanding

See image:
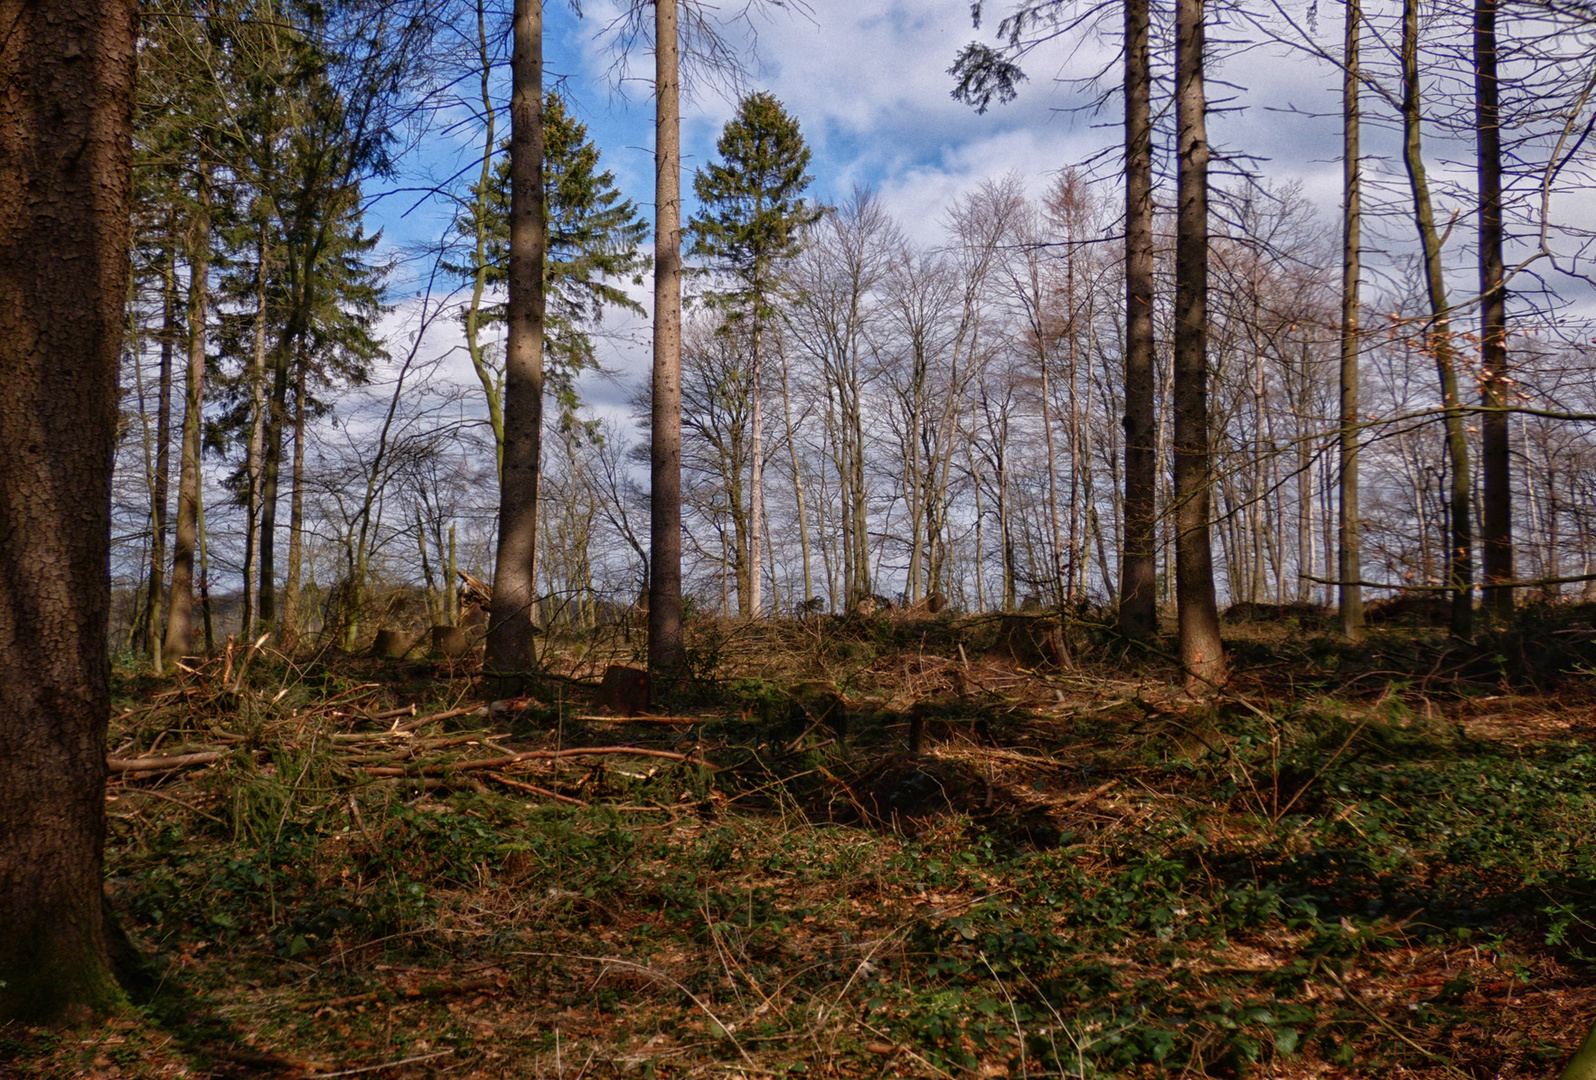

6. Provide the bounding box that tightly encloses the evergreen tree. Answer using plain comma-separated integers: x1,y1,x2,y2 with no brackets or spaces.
687,91,819,616
466,91,649,424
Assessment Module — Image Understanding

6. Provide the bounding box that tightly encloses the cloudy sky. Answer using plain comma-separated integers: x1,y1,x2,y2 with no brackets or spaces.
365,0,1593,415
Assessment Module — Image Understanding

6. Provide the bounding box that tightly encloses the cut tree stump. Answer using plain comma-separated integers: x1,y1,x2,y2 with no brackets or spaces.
431,624,469,658
596,665,650,718
372,628,412,659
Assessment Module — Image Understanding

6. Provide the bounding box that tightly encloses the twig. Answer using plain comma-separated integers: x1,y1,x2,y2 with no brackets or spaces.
484,771,588,806
360,745,707,778
308,1049,454,1077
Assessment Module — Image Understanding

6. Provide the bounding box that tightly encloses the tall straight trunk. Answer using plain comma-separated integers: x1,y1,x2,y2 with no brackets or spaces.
0,0,134,1019
1477,0,1512,612
1402,0,1474,639
749,322,764,616
145,225,178,669
1173,0,1226,688
164,169,211,668
486,0,547,672
1339,0,1365,639
648,0,688,682
1040,347,1067,608
241,219,270,636
779,338,814,606
258,334,290,628
279,360,308,654
1119,0,1158,638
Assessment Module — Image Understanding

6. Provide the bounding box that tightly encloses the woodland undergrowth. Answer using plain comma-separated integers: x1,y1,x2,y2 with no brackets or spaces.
7,605,1596,1078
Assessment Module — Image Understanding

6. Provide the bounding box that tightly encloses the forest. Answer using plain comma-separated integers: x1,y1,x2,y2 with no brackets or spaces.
6,0,1596,1076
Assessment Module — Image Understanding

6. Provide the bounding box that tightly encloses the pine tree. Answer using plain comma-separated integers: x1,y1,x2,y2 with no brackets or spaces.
467,91,649,429
688,92,820,616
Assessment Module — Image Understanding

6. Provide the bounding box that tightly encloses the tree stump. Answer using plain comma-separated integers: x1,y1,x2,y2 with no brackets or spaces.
372,628,411,659
991,615,1069,668
431,624,469,659
596,665,650,718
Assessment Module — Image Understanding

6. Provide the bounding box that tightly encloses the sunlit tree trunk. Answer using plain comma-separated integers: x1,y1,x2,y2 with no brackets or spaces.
649,0,688,682
1173,0,1226,688
165,168,211,668
486,0,547,671
1339,0,1365,640
279,359,308,654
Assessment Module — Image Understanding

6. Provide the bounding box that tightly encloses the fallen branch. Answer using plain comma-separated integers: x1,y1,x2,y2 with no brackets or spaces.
108,750,229,773
484,771,588,806
360,745,707,778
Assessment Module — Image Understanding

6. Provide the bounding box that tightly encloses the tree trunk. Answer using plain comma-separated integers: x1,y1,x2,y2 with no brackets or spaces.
1173,0,1226,689
241,218,270,637
279,359,308,654
144,225,179,669
0,0,134,1020
164,168,210,669
1402,0,1474,639
648,0,688,685
1477,0,1512,613
486,0,547,673
1339,0,1365,640
258,335,290,629
1119,0,1158,639
779,337,814,608
749,321,765,617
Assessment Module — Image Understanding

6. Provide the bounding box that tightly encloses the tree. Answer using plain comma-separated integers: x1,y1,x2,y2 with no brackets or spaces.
1339,0,1365,640
1477,0,1512,613
485,0,548,672
1172,0,1226,687
688,91,820,617
0,0,136,1019
1400,0,1474,639
649,0,689,685
459,89,650,467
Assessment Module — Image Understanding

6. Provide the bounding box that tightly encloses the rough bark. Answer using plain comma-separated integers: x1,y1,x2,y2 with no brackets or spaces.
0,0,136,1020
485,0,547,672
1118,0,1158,640
1477,0,1512,613
648,0,688,686
1339,0,1365,641
164,167,210,668
1173,0,1227,689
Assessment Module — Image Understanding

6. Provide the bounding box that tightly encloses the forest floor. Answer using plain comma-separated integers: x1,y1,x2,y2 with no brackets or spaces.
7,604,1596,1078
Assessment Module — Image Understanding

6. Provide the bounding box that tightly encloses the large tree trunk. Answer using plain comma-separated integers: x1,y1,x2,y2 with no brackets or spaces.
1119,0,1158,640
1339,0,1365,640
1173,0,1226,689
1477,0,1512,614
649,0,688,685
1402,0,1474,639
164,168,210,669
486,0,547,672
0,0,135,1020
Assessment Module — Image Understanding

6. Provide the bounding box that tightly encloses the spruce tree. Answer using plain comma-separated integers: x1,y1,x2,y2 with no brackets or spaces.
688,92,820,616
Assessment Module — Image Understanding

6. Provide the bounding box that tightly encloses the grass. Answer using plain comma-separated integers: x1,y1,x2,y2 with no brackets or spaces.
7,609,1596,1077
